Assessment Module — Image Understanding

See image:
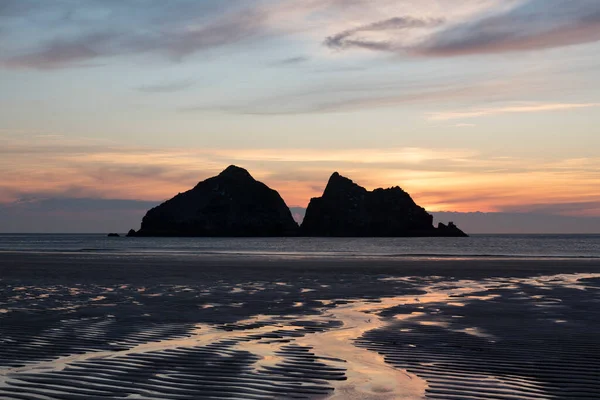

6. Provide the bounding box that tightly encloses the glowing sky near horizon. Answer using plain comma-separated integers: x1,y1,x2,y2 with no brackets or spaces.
1,0,599,217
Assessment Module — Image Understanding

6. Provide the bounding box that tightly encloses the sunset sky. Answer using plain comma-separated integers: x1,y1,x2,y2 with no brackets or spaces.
2,0,600,231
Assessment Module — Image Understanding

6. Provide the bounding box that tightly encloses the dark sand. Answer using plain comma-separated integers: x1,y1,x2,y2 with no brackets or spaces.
0,252,599,399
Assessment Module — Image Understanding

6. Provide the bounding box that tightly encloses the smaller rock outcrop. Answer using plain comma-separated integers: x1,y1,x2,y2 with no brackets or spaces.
437,222,468,237
107,233,120,237
130,166,298,237
300,172,468,237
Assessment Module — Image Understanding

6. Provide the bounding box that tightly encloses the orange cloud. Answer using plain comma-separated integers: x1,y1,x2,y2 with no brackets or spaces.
428,102,600,121
1,135,599,216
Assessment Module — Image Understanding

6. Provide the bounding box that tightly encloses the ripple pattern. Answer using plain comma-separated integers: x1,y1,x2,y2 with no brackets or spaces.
356,275,600,399
1,273,599,399
1,340,348,399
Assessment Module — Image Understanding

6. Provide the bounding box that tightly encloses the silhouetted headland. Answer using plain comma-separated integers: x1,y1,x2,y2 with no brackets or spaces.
128,166,467,237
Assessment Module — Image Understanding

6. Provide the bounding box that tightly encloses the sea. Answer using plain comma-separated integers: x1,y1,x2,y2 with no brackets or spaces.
0,233,599,260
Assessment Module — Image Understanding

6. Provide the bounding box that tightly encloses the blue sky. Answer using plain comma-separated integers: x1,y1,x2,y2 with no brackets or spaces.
1,0,600,230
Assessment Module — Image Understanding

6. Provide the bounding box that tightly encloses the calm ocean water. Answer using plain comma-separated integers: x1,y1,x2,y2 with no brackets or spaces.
0,234,599,259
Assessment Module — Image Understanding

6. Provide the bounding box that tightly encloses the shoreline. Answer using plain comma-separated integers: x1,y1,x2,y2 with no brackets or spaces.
2,252,600,283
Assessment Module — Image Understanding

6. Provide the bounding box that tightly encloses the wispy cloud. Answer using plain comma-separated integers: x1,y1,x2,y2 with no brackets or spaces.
324,16,444,52
454,123,476,128
1,2,266,69
136,79,195,93
323,0,600,57
429,102,600,120
3,33,117,70
0,197,159,233
189,74,555,115
4,0,569,71
413,0,600,56
499,201,600,217
271,56,310,66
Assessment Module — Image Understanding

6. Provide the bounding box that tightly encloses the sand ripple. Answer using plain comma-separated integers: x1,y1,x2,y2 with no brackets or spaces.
1,268,599,399
357,274,600,399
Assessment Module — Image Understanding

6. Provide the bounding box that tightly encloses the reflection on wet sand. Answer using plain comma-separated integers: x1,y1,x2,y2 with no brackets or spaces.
297,300,427,400
1,262,600,399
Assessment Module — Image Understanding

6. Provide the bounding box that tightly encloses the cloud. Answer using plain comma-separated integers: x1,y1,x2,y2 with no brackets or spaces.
286,207,600,233
221,147,476,165
323,0,600,57
136,79,195,93
433,211,600,234
192,74,550,115
1,135,599,217
4,198,599,233
311,66,367,74
271,56,310,66
6,0,598,71
454,123,476,128
0,0,524,70
123,7,267,61
0,197,159,233
1,2,266,69
7,197,158,213
498,201,600,217
3,32,117,69
429,102,600,120
324,16,444,51
414,0,600,56
0,134,485,207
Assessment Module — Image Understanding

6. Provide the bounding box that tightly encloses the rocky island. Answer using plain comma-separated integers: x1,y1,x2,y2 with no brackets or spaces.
128,166,467,237
300,172,468,237
128,166,298,237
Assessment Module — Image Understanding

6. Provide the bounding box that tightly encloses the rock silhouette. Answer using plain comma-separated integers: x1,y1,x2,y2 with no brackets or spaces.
130,166,298,237
128,167,467,237
437,222,468,237
300,172,468,237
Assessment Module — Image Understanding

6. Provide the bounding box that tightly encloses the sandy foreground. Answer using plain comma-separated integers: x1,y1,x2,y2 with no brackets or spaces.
0,253,599,399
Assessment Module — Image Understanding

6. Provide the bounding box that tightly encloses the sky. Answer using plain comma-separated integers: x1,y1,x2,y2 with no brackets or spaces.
1,0,600,232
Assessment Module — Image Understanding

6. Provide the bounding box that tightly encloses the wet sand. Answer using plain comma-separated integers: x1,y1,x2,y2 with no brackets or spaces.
0,252,599,399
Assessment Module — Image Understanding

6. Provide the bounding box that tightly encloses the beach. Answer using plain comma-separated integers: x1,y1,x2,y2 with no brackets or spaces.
0,252,599,399
5,1,600,398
